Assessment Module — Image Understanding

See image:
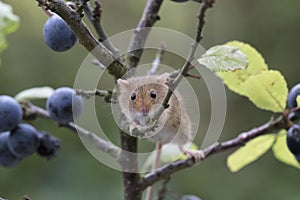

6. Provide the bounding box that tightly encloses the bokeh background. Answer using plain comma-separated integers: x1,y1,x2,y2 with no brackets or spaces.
1,0,300,199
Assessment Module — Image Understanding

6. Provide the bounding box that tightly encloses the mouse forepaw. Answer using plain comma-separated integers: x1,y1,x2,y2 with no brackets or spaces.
182,148,205,163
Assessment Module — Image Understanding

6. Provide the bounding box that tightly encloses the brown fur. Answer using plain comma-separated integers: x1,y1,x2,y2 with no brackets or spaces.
117,74,192,145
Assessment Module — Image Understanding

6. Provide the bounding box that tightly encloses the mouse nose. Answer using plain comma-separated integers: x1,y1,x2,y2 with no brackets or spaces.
139,106,149,115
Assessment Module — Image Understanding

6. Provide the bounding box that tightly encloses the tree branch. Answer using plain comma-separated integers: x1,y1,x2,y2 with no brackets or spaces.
119,131,142,200
36,0,126,80
81,0,121,58
75,89,114,103
126,0,164,73
140,114,288,189
21,103,120,159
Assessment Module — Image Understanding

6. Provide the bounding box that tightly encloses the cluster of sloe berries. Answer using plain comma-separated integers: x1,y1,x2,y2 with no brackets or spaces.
286,84,300,162
0,96,60,167
0,87,83,167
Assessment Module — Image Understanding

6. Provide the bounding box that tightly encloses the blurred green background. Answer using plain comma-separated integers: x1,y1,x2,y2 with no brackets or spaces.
1,0,300,199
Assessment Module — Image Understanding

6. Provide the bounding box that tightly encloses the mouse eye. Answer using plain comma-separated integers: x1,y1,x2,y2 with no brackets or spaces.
150,90,156,99
131,92,136,101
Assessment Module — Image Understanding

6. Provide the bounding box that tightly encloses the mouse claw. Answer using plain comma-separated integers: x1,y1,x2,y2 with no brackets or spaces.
179,145,205,162
184,149,205,163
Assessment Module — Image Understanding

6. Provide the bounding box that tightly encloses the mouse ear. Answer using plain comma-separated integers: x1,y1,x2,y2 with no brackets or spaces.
117,79,129,88
158,73,169,83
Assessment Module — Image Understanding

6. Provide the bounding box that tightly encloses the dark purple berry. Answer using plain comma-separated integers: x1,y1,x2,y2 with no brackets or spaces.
287,84,300,120
46,87,83,124
287,84,300,109
0,132,21,167
43,14,77,52
286,124,300,163
7,124,39,157
0,95,22,132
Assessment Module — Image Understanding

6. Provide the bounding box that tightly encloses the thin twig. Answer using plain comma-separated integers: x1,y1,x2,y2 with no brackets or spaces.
76,0,90,17
140,114,287,189
66,122,120,158
36,0,126,80
75,89,114,102
81,0,121,58
126,0,164,75
21,103,120,159
147,44,165,76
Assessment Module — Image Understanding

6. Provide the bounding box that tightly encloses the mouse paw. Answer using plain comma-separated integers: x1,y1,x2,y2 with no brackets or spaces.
184,149,205,162
179,145,205,162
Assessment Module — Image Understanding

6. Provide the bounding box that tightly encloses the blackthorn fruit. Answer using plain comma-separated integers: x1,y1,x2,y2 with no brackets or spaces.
43,14,77,52
0,95,22,132
286,124,300,163
46,87,83,124
7,123,39,157
287,83,300,109
0,132,21,167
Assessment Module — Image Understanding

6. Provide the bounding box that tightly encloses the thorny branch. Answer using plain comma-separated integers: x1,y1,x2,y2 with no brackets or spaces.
140,114,288,189
75,89,114,103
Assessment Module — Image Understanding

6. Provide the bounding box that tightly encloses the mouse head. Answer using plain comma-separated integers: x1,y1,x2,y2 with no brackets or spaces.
118,73,169,126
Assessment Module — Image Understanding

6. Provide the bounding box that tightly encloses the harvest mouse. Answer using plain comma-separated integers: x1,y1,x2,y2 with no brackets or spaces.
117,73,203,160
118,73,203,200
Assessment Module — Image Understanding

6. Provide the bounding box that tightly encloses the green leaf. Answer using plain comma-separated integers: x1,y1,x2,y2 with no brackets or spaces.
243,70,288,112
197,44,248,72
227,134,276,172
272,130,300,170
15,87,54,101
141,143,198,171
0,1,19,65
217,41,268,96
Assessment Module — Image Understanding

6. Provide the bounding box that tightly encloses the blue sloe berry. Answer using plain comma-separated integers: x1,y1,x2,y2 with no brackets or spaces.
287,83,300,108
43,14,77,52
7,124,39,157
0,132,21,167
0,95,22,132
286,124,300,162
287,84,300,120
46,87,83,124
